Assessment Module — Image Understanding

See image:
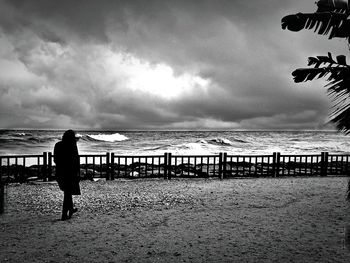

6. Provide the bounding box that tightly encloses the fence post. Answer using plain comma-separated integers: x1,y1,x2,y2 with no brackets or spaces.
168,153,172,180
106,152,110,180
219,153,227,180
43,152,48,182
219,153,223,179
277,152,281,177
223,153,227,179
273,152,280,177
110,153,115,180
48,152,52,181
164,152,168,180
321,152,328,177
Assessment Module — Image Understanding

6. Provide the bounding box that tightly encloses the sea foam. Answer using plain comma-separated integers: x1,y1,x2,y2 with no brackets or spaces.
86,133,129,142
200,137,246,146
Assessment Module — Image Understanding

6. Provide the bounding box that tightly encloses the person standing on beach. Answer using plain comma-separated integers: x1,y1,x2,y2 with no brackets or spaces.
54,130,81,221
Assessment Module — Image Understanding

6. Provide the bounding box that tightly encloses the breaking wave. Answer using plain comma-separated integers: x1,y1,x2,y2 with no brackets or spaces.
199,137,248,146
1,130,347,156
85,133,129,142
13,132,28,137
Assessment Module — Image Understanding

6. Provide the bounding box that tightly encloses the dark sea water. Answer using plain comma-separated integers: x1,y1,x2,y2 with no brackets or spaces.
0,130,349,156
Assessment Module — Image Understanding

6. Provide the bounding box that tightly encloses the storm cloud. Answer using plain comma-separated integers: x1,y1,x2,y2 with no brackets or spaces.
0,0,348,130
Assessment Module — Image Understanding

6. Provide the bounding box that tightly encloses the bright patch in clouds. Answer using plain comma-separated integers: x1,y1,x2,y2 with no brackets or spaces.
107,53,210,99
0,0,339,130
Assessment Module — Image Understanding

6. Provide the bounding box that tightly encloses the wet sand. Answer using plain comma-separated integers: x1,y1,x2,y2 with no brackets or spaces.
1,177,350,262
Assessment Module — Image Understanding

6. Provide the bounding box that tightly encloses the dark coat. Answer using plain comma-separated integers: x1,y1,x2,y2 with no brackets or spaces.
54,140,81,195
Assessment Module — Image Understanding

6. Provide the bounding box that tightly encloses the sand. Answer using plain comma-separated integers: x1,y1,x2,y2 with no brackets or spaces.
1,177,350,262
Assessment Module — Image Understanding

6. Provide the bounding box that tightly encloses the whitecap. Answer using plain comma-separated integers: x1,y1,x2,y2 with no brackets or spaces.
208,138,234,146
87,133,129,142
13,133,27,136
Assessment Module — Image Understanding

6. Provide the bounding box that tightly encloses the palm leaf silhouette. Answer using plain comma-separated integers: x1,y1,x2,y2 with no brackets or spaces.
281,0,350,40
292,53,350,133
282,0,350,133
283,0,350,200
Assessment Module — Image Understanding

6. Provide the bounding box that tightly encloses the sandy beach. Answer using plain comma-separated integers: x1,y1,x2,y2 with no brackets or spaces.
1,177,350,262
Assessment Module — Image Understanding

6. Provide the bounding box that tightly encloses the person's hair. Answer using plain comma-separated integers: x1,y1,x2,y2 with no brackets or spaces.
62,129,76,144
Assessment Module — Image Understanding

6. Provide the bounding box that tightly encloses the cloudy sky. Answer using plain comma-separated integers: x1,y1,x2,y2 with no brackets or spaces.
0,0,348,130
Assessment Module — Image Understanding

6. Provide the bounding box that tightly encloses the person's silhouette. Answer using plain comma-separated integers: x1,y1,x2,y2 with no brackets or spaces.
54,130,81,221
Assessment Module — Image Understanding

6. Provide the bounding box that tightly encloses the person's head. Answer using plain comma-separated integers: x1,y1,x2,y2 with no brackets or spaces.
62,129,78,144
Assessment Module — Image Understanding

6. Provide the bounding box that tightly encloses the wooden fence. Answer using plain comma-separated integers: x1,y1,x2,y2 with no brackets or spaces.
1,152,350,183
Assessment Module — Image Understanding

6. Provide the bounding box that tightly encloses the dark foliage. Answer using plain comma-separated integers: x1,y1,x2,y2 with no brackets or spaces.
282,0,350,133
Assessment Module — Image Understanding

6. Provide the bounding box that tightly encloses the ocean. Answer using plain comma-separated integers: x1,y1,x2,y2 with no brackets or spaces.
0,130,348,156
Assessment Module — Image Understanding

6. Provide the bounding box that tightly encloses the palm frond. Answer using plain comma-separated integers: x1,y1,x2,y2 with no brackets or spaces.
316,0,350,13
292,54,350,133
281,12,350,39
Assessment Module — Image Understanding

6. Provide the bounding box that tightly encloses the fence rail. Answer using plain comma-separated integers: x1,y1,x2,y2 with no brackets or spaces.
1,152,350,183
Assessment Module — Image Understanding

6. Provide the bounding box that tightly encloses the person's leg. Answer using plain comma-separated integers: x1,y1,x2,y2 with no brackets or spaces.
62,191,70,220
68,193,73,211
68,195,78,218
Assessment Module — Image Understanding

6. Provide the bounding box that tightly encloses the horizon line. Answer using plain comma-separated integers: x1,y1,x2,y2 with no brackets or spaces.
0,128,338,133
